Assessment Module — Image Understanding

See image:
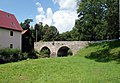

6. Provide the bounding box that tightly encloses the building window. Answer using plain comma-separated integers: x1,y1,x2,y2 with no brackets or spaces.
10,44,13,49
7,14,10,18
10,31,13,36
11,22,14,26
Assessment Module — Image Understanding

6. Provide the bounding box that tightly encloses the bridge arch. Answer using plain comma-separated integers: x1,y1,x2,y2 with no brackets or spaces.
57,46,73,57
40,46,51,57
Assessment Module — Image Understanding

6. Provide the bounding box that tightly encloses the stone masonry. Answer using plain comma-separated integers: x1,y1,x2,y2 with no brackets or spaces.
34,41,89,57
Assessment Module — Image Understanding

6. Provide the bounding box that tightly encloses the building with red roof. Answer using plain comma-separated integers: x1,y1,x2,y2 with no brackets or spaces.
0,10,23,50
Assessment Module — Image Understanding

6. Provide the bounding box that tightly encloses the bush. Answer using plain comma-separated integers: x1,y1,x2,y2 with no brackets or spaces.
39,49,50,58
28,50,38,59
0,48,22,63
22,52,28,60
0,48,46,64
67,49,73,56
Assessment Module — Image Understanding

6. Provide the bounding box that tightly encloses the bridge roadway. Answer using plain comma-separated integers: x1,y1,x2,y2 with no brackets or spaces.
34,41,89,57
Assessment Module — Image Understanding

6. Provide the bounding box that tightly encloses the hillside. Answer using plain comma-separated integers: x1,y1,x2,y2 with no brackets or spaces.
0,40,120,83
77,40,120,62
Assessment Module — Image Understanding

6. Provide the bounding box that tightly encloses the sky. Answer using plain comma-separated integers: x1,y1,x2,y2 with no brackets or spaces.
0,0,79,33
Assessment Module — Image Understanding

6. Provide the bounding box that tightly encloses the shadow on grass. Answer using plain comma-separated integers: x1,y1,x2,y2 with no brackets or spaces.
85,40,120,62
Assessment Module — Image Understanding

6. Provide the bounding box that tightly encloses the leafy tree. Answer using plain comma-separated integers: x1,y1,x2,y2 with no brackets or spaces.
34,22,44,41
70,27,79,41
42,24,59,41
55,27,79,41
76,0,106,40
33,23,59,41
105,0,119,39
20,19,33,30
75,0,119,40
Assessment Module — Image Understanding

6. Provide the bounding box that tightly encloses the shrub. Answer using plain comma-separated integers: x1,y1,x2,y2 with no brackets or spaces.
67,49,73,56
10,49,21,62
28,50,38,59
22,52,28,60
0,48,22,63
39,49,50,58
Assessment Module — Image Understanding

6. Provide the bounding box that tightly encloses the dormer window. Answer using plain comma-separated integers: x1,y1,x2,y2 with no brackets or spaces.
11,22,14,25
7,14,10,18
10,31,13,36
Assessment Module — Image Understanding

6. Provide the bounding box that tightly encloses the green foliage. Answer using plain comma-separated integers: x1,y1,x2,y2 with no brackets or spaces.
56,31,71,41
41,49,49,54
33,23,59,41
75,0,119,40
43,25,59,41
39,49,50,58
0,48,40,64
34,22,44,41
67,49,73,56
77,40,120,62
55,28,79,41
28,50,38,59
0,48,22,63
106,0,119,39
20,19,33,30
22,52,28,60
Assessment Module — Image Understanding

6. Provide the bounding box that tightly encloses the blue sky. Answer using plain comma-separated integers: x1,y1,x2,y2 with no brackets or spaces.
0,0,58,22
0,0,78,33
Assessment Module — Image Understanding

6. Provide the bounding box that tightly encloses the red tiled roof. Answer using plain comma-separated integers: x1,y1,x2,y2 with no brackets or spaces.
0,10,23,31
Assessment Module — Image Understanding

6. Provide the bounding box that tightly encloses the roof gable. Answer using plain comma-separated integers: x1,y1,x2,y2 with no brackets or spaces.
0,10,23,31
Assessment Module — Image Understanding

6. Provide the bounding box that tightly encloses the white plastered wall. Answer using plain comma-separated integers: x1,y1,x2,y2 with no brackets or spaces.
0,28,22,50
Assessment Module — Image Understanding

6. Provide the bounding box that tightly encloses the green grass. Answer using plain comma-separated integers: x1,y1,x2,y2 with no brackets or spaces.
0,40,120,83
79,40,120,62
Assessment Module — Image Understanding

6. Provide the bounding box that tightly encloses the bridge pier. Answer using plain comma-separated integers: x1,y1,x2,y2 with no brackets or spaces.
50,52,57,57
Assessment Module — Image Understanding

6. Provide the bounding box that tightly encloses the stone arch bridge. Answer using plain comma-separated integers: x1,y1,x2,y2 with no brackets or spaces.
34,41,89,57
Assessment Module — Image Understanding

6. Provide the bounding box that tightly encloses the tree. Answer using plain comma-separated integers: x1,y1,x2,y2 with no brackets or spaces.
105,0,119,39
70,27,79,41
34,22,44,41
20,19,33,30
75,0,119,40
33,23,59,41
42,24,59,41
76,0,107,40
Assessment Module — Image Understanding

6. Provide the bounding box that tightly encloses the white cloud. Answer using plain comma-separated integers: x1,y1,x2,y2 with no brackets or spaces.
52,0,77,10
35,2,53,26
36,15,45,23
46,8,53,18
53,10,77,33
35,0,78,33
36,2,44,15
45,8,53,25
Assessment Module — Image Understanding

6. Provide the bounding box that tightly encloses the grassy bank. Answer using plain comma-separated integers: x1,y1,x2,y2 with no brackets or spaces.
77,40,120,62
0,40,120,83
